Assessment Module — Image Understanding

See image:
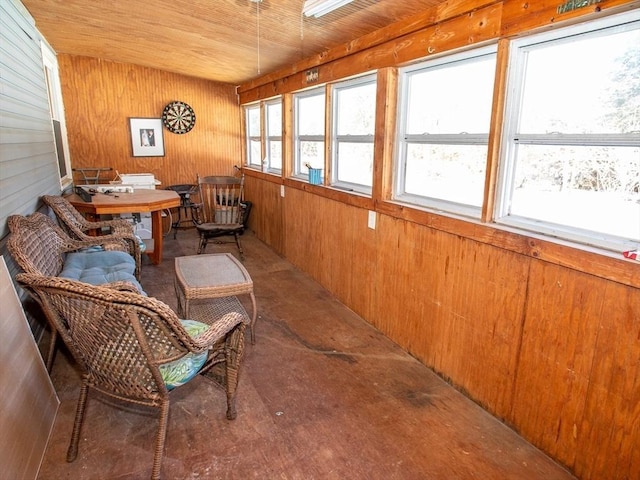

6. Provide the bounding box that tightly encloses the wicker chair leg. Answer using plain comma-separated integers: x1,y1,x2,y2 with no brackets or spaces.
46,328,58,372
224,324,246,420
151,399,170,480
67,380,89,462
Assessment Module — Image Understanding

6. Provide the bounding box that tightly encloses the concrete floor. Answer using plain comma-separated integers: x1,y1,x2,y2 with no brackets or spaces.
36,228,576,480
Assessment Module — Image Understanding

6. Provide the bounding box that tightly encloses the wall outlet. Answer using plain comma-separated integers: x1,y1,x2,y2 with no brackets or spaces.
368,210,376,230
280,185,285,197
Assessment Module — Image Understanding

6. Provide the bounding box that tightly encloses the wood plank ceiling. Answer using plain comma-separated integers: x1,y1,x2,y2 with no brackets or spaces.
21,0,442,86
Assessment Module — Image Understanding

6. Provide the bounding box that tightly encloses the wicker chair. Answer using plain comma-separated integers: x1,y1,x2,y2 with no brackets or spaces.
7,212,143,370
16,272,248,480
42,194,141,264
191,175,247,259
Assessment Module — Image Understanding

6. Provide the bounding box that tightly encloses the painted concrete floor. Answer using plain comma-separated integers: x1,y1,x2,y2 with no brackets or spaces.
36,228,576,480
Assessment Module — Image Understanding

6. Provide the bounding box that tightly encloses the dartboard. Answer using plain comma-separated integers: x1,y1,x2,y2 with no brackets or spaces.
162,101,196,134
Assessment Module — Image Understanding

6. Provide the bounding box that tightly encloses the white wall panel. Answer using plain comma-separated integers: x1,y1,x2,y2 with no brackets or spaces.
0,0,61,238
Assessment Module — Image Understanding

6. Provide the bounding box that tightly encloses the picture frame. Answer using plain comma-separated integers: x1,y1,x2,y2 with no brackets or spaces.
129,118,165,157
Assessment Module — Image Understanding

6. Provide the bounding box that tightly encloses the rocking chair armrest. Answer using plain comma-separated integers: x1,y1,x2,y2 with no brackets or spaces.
190,202,204,225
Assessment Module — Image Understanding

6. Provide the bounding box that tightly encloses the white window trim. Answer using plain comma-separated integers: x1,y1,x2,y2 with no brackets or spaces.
330,73,377,195
264,97,283,174
293,86,326,179
41,40,73,189
395,45,498,218
495,10,640,253
244,103,262,170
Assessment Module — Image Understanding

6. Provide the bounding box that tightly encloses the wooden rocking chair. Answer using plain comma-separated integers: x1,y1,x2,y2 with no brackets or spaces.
191,175,248,259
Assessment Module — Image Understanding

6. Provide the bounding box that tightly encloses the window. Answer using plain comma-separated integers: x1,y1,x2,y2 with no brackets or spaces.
395,46,497,217
245,103,262,169
331,74,377,193
265,99,282,173
244,98,282,173
496,11,640,252
294,87,325,180
41,42,72,189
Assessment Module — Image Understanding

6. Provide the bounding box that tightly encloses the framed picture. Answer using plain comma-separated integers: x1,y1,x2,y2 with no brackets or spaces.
129,118,165,157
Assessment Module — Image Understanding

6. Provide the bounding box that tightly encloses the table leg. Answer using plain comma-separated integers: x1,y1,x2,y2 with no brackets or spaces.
148,209,163,265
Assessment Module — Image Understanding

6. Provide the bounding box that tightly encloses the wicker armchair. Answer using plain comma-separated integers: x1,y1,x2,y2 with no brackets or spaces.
16,272,248,480
42,194,141,264
7,212,143,370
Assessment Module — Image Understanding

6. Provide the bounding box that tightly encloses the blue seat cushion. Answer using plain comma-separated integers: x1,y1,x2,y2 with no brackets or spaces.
60,250,144,293
159,320,210,390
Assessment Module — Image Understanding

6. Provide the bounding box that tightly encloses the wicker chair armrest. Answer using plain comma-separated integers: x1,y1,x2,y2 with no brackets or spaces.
84,218,135,235
95,232,141,254
59,237,115,252
112,234,142,279
189,311,245,349
101,280,141,293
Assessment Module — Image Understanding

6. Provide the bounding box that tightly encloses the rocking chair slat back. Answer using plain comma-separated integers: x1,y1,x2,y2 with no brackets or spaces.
193,175,246,258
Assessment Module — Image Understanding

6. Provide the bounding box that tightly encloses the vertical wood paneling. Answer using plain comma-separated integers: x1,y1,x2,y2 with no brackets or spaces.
344,208,378,321
284,188,325,277
281,188,377,320
250,182,638,479
511,261,640,478
58,55,242,188
280,189,530,419
577,283,640,479
244,175,285,255
372,214,529,416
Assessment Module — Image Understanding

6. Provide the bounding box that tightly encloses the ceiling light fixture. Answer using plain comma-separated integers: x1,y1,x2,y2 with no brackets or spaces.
302,0,354,18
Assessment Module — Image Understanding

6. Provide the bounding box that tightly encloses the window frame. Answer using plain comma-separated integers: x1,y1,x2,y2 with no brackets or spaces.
293,86,326,180
244,103,262,170
330,73,377,194
494,11,640,252
41,41,73,190
394,45,498,218
264,97,283,174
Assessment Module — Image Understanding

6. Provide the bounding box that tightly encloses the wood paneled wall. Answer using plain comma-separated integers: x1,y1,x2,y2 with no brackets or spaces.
241,2,640,478
58,55,242,188
244,182,639,480
244,172,285,254
55,1,639,479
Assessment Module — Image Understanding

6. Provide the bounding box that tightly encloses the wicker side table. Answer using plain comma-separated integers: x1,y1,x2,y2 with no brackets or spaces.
174,253,258,343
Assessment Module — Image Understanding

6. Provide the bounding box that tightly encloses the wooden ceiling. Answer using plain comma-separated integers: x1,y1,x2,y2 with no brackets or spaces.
21,0,441,86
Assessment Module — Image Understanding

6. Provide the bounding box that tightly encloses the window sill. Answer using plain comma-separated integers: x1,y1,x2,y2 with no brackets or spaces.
378,199,639,288
283,177,374,209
